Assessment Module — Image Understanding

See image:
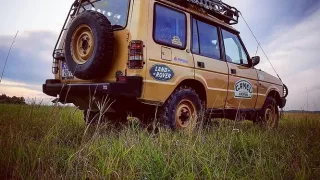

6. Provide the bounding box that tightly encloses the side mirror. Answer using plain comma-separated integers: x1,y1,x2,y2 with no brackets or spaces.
251,56,260,67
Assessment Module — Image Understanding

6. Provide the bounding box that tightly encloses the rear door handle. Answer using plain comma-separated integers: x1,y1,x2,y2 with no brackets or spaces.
231,69,237,74
197,62,205,68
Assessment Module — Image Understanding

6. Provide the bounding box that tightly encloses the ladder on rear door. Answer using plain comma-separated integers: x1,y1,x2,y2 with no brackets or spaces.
52,2,80,67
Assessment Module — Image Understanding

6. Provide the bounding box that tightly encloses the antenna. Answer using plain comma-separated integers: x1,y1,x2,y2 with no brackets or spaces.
239,12,282,82
0,31,19,83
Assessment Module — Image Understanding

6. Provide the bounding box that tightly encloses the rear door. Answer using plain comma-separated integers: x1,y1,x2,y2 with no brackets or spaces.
143,2,195,102
221,29,259,109
192,18,229,109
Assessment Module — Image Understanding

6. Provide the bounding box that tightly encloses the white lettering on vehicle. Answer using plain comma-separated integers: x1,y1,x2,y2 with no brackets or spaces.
153,66,171,79
150,65,174,81
234,79,253,99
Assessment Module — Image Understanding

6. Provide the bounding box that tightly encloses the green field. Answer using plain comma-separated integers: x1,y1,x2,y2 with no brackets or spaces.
0,104,319,179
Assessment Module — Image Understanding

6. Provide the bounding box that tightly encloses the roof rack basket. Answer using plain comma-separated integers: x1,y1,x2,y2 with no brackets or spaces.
170,0,240,25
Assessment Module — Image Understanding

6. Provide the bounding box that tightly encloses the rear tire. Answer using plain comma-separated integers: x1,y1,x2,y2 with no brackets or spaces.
161,87,203,130
256,97,279,129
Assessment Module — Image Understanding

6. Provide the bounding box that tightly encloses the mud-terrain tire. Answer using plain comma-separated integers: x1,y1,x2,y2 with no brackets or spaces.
256,97,279,129
161,87,202,130
65,10,114,80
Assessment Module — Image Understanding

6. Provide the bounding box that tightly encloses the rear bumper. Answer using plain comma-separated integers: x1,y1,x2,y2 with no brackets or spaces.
43,76,143,98
279,98,287,108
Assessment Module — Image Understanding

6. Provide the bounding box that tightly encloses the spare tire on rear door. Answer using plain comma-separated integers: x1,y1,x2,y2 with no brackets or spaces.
64,10,114,80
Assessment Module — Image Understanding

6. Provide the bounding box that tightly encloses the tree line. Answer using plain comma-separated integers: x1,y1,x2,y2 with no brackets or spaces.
0,94,26,104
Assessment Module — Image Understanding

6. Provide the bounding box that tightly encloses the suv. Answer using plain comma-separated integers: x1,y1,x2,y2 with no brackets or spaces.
43,0,288,129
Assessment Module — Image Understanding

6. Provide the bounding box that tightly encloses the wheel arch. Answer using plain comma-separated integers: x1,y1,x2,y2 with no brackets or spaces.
173,79,207,105
267,89,281,107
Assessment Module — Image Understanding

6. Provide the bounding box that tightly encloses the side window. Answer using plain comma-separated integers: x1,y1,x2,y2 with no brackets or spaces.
222,30,249,65
154,4,186,49
192,19,221,59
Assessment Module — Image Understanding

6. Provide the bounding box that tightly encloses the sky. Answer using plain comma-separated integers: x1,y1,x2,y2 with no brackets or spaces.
0,0,320,110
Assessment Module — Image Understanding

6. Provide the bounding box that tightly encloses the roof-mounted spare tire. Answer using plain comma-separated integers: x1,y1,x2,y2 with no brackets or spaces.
64,10,114,80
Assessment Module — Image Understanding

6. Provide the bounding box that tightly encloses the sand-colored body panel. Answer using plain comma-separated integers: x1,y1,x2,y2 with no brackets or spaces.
255,70,283,108
194,56,229,109
49,0,285,111
143,0,195,103
225,63,259,109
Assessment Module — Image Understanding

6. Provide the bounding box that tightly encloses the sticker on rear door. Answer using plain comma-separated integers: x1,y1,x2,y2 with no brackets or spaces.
150,64,174,81
234,79,253,99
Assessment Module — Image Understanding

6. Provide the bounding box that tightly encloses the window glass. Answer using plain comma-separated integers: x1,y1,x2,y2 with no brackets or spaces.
222,30,248,65
192,19,199,54
154,4,186,48
79,0,130,29
197,20,221,59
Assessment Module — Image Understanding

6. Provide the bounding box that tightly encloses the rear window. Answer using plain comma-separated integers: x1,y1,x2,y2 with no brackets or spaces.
79,0,130,29
153,4,187,49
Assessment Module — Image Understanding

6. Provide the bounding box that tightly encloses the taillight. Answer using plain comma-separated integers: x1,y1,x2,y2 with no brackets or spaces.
128,40,144,69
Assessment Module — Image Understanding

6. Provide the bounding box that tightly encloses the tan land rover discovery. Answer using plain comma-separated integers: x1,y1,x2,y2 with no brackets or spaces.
43,0,288,129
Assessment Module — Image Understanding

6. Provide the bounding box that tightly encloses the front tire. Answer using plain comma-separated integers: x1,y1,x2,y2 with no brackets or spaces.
161,87,202,130
257,97,279,129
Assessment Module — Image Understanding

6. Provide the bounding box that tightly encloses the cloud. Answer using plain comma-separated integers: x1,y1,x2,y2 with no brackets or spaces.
225,0,320,52
0,31,58,103
0,0,74,35
224,0,320,110
0,31,58,85
255,8,320,111
0,78,39,90
0,78,53,104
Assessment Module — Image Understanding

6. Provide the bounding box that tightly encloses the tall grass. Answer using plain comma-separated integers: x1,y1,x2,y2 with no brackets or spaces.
0,104,319,179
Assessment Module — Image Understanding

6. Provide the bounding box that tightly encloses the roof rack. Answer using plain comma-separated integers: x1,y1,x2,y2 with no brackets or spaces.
169,0,240,25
